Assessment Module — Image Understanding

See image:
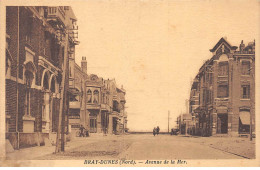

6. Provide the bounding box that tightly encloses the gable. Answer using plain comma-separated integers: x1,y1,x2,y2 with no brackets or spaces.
210,37,237,53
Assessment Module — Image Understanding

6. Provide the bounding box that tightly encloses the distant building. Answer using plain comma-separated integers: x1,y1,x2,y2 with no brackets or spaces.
86,74,103,133
177,114,194,135
68,57,127,135
189,37,255,137
68,57,88,136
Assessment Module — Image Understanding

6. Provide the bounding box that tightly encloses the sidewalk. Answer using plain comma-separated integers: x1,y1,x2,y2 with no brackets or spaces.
5,134,116,160
183,135,255,159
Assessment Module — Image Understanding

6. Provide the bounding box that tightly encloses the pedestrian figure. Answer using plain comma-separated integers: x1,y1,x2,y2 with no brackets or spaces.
156,126,160,135
153,127,156,136
79,125,85,137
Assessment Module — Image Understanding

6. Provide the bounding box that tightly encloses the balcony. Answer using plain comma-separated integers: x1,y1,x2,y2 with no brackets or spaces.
113,95,118,101
101,104,110,111
46,7,66,26
87,103,100,110
69,101,80,109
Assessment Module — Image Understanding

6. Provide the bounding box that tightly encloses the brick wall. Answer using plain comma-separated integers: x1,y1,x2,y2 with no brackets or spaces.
5,79,17,132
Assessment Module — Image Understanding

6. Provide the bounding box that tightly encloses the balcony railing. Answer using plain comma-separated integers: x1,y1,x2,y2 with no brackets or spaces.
46,7,66,25
87,104,100,110
69,101,80,109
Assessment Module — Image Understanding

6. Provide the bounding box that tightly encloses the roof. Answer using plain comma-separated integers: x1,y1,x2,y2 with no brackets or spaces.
209,37,238,52
67,6,77,21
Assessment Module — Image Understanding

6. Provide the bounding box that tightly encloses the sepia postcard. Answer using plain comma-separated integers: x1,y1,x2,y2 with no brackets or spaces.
0,0,259,167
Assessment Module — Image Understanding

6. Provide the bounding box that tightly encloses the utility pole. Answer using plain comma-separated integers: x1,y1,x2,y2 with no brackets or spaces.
55,30,68,153
168,110,170,133
16,6,20,150
249,66,254,141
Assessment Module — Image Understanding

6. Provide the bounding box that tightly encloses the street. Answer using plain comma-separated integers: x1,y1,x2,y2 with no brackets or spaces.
6,134,255,160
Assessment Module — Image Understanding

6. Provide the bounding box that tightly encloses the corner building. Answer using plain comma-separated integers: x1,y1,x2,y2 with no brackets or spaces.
5,6,79,149
189,38,255,137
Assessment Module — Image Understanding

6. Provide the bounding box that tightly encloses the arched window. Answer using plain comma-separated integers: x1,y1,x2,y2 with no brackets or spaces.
50,77,56,93
87,89,92,103
93,90,99,104
43,73,49,90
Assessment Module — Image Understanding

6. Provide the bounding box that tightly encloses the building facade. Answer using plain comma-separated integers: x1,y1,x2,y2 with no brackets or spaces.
189,37,255,137
68,57,127,135
68,57,88,136
5,6,79,149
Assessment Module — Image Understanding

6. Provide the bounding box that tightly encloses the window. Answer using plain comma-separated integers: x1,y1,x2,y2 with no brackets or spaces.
69,66,72,77
24,70,34,116
218,85,228,98
203,89,207,105
241,61,250,75
102,93,106,104
87,89,92,103
241,85,250,99
218,62,228,76
209,73,213,85
93,90,99,104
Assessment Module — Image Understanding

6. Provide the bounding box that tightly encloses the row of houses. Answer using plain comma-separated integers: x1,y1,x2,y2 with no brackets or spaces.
177,37,255,137
5,6,127,150
68,56,127,136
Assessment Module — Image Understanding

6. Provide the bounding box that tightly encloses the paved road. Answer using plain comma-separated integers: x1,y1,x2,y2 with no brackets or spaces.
119,135,241,159
34,134,242,160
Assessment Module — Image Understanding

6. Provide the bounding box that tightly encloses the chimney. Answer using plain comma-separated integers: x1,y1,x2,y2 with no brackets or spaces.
81,56,87,74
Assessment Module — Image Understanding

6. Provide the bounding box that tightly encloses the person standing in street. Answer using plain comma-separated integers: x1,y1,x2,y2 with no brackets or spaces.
156,126,160,135
153,127,156,136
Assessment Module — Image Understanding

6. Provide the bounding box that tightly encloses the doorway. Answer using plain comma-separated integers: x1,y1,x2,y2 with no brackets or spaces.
90,118,97,133
217,114,228,134
113,117,117,134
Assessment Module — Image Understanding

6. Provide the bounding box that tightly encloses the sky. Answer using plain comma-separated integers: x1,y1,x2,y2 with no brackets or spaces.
71,0,259,132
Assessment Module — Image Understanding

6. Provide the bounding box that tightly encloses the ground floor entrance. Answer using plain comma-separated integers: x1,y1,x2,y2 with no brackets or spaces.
113,117,118,134
90,118,97,133
217,114,228,134
101,111,109,134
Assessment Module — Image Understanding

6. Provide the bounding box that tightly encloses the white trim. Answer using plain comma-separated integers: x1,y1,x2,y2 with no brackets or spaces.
22,115,35,121
38,56,60,75
25,46,35,56
240,99,250,101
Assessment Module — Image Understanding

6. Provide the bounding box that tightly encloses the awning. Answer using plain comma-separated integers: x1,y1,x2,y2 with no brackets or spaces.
240,111,250,125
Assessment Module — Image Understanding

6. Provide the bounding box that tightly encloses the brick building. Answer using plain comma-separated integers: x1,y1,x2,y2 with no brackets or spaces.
5,6,79,149
189,37,255,137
